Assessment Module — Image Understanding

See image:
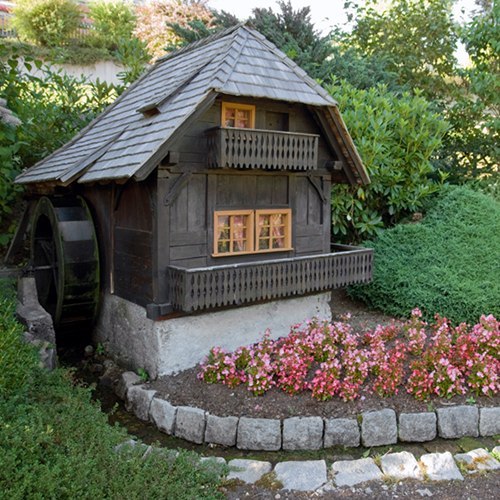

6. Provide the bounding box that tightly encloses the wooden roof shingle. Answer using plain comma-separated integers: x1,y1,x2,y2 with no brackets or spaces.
16,25,369,186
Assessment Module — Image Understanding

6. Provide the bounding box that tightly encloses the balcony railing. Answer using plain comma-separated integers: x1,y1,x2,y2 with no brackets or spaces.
206,127,319,171
167,244,373,313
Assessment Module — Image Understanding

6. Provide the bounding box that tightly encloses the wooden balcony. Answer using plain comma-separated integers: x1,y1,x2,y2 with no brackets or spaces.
206,127,319,171
167,244,373,313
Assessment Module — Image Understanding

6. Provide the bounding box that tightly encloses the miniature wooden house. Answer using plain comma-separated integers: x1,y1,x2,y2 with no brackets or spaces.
15,25,373,376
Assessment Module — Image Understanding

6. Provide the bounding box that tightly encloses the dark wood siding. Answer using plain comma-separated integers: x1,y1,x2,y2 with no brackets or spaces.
113,178,154,305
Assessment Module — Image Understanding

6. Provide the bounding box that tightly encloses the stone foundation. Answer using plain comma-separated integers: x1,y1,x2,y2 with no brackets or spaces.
94,291,332,377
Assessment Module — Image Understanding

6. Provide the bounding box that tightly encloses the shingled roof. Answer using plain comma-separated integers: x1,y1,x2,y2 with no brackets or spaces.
16,24,369,186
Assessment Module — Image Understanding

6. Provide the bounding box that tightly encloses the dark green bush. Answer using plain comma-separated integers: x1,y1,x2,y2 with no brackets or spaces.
12,0,82,47
0,280,39,397
0,280,223,498
350,186,500,324
327,81,449,243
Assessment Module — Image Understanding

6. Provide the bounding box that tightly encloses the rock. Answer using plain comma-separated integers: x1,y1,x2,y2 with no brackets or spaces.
16,277,56,345
454,448,500,473
205,414,239,447
103,359,115,370
39,344,57,371
380,451,424,480
416,488,433,497
419,452,463,481
361,409,397,447
115,371,142,400
399,412,436,442
114,439,148,453
199,456,227,477
174,406,206,444
274,460,327,492
227,459,272,484
324,418,360,448
493,446,500,456
126,385,156,421
200,456,226,465
331,458,383,487
282,417,323,450
436,406,479,439
149,397,177,435
84,345,94,357
479,407,500,436
89,363,104,374
237,417,281,451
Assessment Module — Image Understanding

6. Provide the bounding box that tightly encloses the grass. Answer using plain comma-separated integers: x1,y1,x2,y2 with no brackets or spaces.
349,186,500,324
0,279,223,499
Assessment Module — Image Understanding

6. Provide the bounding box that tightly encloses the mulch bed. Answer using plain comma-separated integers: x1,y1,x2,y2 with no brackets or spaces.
148,290,499,419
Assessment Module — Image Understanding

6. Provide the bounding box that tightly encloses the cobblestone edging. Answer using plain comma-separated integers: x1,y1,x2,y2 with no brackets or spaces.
115,439,500,492
117,372,500,451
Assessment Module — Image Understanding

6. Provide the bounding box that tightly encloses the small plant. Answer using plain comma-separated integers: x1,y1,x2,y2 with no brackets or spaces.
137,368,149,382
95,343,105,356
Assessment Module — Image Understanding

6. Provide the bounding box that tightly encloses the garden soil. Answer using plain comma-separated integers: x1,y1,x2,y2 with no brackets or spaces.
149,290,499,418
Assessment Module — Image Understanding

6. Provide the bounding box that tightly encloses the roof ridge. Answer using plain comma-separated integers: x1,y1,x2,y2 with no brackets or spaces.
244,27,336,106
209,26,249,89
155,22,246,65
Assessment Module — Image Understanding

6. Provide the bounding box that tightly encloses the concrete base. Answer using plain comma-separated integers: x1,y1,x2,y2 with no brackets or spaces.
94,291,332,378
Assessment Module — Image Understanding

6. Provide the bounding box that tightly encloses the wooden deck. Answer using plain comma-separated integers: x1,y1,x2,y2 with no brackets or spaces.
206,127,319,171
167,244,373,312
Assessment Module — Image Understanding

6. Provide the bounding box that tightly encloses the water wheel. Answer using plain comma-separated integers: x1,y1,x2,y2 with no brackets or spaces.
31,196,100,331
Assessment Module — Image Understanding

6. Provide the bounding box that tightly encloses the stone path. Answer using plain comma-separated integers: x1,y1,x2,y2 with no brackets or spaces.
217,446,500,493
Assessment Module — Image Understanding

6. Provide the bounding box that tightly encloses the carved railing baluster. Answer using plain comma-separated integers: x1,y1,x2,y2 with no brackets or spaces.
206,127,319,170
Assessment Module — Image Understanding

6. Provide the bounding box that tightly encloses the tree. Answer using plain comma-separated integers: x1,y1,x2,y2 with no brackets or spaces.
436,3,499,181
134,0,215,59
12,0,82,47
249,1,333,79
345,0,458,95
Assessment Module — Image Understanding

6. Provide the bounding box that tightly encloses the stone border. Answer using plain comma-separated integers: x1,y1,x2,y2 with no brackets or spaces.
114,441,500,492
117,372,500,451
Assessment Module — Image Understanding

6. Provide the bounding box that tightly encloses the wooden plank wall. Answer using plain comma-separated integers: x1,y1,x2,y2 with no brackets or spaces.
113,178,154,305
164,97,337,272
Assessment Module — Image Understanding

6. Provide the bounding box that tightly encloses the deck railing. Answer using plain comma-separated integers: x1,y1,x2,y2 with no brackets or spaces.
206,127,319,171
167,244,373,312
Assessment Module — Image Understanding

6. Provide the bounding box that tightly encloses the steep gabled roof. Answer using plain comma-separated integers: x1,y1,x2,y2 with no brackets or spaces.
16,25,369,186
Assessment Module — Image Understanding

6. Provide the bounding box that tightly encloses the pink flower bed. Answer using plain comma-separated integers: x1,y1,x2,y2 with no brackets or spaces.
198,310,499,401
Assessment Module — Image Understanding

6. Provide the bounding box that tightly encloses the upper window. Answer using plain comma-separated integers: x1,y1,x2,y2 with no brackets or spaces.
214,209,292,256
222,102,255,129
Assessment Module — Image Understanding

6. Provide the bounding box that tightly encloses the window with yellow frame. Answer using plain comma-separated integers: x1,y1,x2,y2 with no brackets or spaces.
221,102,255,129
213,209,292,256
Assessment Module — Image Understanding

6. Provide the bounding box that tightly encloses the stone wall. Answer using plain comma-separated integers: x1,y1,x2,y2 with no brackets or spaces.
94,292,332,378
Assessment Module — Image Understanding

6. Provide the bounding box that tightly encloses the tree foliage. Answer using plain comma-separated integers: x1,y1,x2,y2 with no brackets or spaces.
345,0,458,95
12,0,82,47
0,46,120,246
134,0,215,59
328,80,449,242
249,1,333,79
88,0,137,51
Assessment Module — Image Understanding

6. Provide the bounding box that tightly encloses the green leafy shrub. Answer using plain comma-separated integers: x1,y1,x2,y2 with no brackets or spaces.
0,112,22,246
0,280,223,498
88,0,136,51
350,186,500,324
12,0,82,47
0,280,38,397
327,81,449,242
